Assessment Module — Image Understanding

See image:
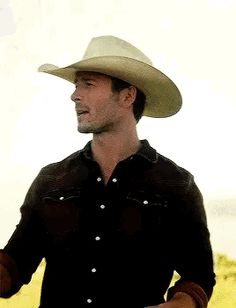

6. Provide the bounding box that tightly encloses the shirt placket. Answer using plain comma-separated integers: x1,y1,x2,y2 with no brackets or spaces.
82,172,120,306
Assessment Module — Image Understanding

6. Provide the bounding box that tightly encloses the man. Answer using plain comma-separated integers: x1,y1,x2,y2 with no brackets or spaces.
0,36,215,307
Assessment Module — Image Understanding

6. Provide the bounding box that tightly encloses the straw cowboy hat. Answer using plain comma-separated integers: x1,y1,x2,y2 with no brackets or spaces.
38,36,182,118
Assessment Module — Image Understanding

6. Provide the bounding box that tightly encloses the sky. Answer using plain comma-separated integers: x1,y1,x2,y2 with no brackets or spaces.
0,0,236,258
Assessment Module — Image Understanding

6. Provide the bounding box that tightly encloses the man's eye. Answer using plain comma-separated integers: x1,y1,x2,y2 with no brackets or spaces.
86,82,94,86
74,81,94,88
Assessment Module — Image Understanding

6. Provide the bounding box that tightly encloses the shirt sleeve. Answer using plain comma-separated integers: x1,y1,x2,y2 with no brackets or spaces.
0,250,20,297
167,175,216,306
2,170,46,295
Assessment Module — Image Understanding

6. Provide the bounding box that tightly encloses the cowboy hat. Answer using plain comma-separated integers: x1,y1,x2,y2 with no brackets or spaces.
38,36,182,118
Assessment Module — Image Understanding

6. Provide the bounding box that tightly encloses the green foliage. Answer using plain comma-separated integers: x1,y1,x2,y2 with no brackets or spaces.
0,254,236,307
208,254,236,308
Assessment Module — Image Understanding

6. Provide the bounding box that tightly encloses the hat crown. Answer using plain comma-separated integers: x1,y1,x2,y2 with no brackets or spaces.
83,36,152,65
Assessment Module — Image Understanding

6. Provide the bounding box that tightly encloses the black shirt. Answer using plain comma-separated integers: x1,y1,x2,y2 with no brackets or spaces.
4,140,215,307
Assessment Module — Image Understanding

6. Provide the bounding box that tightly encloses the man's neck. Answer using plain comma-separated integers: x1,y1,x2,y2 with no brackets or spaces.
91,129,140,184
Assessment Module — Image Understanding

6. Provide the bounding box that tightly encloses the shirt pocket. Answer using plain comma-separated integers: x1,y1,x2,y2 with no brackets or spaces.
122,190,169,234
126,190,168,208
41,188,82,239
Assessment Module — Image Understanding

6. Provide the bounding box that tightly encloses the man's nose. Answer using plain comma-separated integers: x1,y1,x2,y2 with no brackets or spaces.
71,87,81,102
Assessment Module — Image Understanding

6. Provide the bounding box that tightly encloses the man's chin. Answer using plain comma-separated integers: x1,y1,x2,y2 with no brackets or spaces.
77,126,92,134
77,122,110,134
77,125,100,134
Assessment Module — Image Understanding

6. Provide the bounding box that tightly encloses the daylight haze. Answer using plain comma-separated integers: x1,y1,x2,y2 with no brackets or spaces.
0,0,236,258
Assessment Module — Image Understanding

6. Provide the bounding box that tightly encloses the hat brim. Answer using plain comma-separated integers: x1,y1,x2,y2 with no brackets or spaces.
38,56,182,118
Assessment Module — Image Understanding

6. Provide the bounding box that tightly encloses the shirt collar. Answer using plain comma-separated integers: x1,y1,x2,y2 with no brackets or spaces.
135,139,158,164
80,141,93,161
80,139,158,164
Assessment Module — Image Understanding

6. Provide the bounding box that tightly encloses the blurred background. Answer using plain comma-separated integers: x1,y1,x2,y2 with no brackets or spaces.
0,0,236,306
1,0,235,259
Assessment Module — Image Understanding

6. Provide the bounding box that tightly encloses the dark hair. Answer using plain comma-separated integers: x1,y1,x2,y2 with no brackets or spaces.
110,76,146,123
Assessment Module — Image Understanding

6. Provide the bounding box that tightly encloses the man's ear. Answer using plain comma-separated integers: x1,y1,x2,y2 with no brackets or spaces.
120,86,137,108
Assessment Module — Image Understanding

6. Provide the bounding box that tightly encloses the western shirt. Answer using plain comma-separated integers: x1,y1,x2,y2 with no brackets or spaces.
2,140,215,307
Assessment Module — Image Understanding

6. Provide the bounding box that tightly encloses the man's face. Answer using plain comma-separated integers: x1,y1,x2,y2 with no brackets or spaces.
71,72,124,134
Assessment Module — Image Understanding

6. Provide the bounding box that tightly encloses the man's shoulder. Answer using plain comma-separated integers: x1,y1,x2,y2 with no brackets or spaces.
140,140,192,180
39,149,85,175
142,151,195,197
153,151,193,183
157,152,191,174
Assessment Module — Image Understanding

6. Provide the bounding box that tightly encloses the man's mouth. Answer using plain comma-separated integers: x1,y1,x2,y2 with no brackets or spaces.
76,110,89,117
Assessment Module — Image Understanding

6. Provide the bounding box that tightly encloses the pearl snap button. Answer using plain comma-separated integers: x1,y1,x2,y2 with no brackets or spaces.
97,177,102,182
87,298,92,303
95,236,101,241
100,204,105,209
59,196,64,201
143,200,149,205
112,178,117,183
